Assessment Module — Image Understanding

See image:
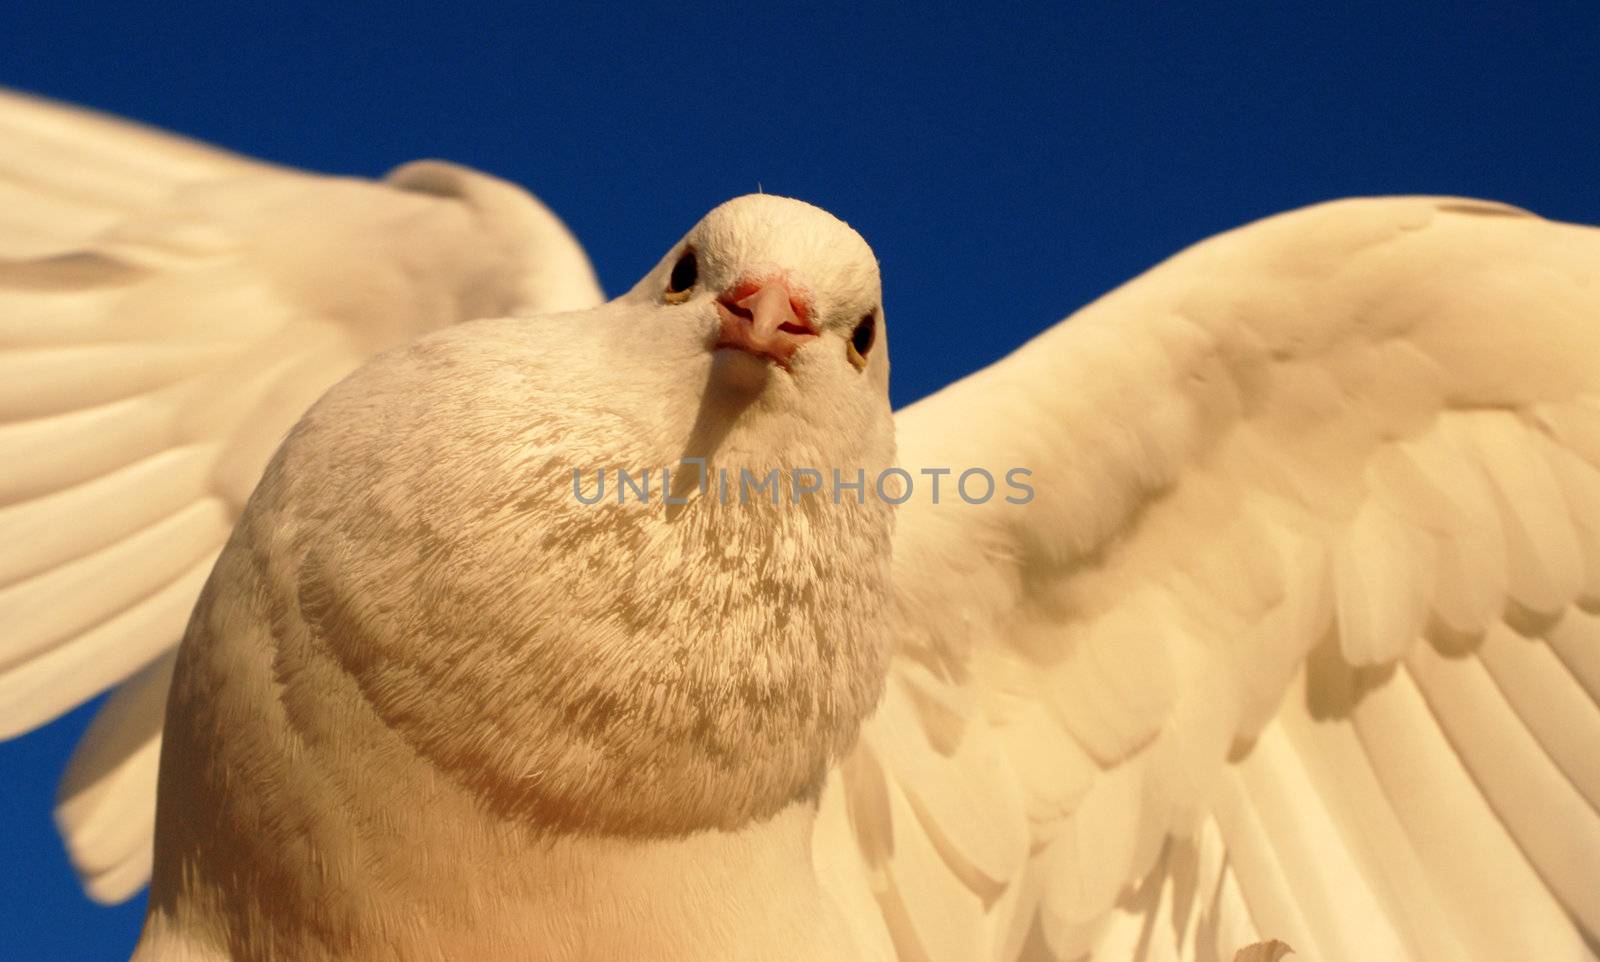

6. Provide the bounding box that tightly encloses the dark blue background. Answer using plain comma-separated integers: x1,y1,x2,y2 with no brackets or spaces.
3,2,1596,957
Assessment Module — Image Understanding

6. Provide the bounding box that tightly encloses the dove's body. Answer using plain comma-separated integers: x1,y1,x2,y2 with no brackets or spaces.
138,210,895,960
8,93,1600,962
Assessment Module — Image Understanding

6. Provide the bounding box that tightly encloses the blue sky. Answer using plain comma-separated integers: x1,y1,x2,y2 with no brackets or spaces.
2,2,1597,957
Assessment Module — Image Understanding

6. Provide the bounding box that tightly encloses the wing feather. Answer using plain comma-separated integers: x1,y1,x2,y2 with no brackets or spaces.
1468,414,1586,615
0,446,212,584
869,667,1029,903
0,500,232,682
822,197,1600,960
1207,761,1327,960
55,651,173,904
1404,633,1600,935
1549,607,1600,703
1351,657,1591,961
0,549,220,737
1476,620,1600,810
0,89,261,258
0,89,603,900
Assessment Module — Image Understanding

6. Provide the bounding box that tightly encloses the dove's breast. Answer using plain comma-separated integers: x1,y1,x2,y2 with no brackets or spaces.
139,313,887,961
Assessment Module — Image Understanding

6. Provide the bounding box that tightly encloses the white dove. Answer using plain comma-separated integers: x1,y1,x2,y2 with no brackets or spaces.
3,91,1599,962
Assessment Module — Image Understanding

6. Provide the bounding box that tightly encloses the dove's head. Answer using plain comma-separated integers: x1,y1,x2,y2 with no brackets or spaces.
597,193,898,536
623,193,889,402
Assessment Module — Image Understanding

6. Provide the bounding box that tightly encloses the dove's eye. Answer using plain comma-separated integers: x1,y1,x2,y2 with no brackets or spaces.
848,311,877,370
664,248,697,303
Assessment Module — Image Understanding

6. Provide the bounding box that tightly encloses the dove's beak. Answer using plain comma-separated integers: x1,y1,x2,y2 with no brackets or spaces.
713,274,817,369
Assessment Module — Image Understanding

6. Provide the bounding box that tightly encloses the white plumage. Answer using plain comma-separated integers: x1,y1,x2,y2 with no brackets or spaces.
2,91,1597,962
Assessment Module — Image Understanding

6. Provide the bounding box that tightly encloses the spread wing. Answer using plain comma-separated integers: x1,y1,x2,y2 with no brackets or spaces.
0,89,603,903
818,197,1600,962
